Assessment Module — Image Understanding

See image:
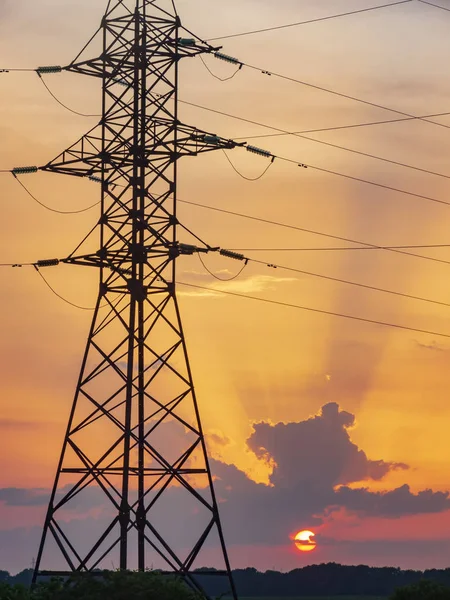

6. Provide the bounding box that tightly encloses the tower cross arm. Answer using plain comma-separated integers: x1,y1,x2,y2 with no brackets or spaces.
66,22,221,81
36,120,245,182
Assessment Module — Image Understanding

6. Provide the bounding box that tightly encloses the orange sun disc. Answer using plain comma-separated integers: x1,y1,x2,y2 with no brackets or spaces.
294,530,317,552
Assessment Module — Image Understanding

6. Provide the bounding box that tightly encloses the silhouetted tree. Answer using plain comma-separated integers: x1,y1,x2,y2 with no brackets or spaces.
0,571,202,600
390,579,450,599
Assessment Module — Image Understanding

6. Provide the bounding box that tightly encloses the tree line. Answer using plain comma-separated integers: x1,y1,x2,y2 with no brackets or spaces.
3,564,450,597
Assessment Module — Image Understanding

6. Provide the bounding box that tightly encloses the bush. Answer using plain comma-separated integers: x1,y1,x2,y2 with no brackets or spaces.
0,571,202,600
390,579,450,600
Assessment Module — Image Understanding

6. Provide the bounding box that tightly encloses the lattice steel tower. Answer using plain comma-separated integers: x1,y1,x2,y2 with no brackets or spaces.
33,1,239,597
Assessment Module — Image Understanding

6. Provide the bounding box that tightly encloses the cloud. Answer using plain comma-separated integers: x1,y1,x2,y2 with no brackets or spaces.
1,404,449,569
333,485,450,518
0,488,49,507
247,402,408,490
178,273,297,298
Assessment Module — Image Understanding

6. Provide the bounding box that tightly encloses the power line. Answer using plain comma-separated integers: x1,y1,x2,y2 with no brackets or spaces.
228,244,450,252
0,262,35,267
418,0,450,11
248,111,450,135
12,174,101,215
199,55,242,81
240,131,450,181
5,70,450,137
0,68,36,72
177,97,450,208
222,149,274,181
276,153,450,208
245,256,450,309
197,253,248,281
35,267,98,311
211,60,450,132
178,282,450,339
37,74,100,118
185,78,450,179
178,199,450,267
242,63,450,131
206,0,414,41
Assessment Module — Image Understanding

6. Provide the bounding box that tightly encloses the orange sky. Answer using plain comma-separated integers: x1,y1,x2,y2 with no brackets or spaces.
2,0,450,574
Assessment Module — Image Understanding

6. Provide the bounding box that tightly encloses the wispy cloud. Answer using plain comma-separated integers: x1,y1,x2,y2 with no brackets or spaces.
178,273,297,298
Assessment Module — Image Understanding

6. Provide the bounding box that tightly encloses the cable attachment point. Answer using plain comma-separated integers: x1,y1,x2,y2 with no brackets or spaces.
214,52,243,69
298,163,308,169
178,243,217,255
203,135,221,145
12,166,39,176
219,249,249,264
246,145,275,162
36,258,60,268
178,38,197,47
36,66,63,75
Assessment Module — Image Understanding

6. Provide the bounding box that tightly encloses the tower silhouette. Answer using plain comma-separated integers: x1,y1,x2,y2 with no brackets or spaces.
33,1,239,597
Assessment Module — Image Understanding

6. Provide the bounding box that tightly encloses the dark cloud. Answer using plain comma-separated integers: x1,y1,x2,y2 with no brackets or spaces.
334,485,450,518
0,488,49,507
247,402,407,489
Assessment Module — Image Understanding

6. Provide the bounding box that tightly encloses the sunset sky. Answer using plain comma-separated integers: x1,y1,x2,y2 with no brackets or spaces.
2,0,450,575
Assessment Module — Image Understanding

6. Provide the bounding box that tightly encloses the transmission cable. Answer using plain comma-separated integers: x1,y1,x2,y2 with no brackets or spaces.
177,97,450,207
178,282,450,340
287,111,450,135
34,267,98,311
12,174,101,215
276,152,450,208
37,73,101,118
206,0,414,41
244,255,450,309
199,55,242,82
240,131,450,181
196,244,450,308
418,0,450,11
222,149,275,181
242,63,450,131
178,199,450,267
229,244,450,252
197,253,248,282
198,57,450,131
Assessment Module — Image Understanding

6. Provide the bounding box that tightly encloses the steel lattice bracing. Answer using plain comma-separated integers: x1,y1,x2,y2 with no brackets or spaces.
33,1,239,597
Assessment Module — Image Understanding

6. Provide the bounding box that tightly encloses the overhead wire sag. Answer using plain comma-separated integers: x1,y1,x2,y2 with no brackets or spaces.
222,149,274,181
199,55,242,82
12,174,101,215
37,74,101,118
197,253,248,282
34,267,99,311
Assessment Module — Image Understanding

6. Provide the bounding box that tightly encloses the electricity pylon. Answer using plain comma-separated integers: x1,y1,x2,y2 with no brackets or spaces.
32,1,239,597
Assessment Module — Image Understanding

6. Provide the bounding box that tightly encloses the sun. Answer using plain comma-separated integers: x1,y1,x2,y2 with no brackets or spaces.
294,530,317,553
